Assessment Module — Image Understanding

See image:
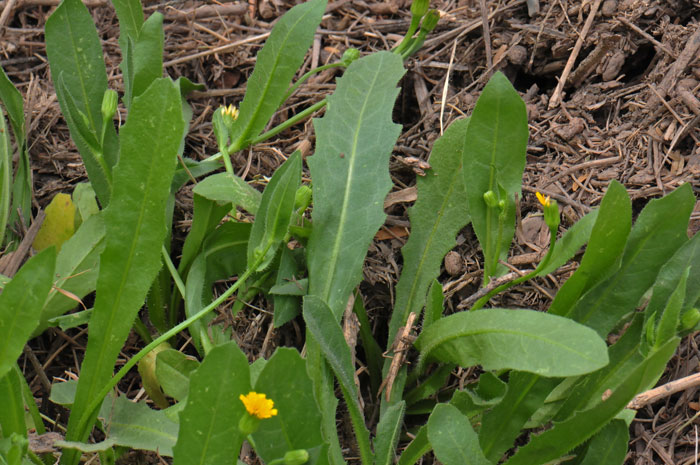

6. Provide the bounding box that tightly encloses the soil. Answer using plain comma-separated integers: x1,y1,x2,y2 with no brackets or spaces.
2,0,700,463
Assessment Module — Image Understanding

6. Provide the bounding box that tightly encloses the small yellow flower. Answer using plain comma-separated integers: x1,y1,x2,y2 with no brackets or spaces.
535,191,551,207
222,104,239,120
239,391,278,419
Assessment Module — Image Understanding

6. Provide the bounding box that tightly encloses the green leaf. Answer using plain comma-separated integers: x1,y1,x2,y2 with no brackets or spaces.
373,401,405,465
404,364,454,407
352,294,383,396
0,65,25,146
397,425,430,465
577,419,628,465
307,51,405,318
32,193,75,252
178,194,230,277
303,296,373,464
111,0,143,46
230,0,326,146
569,183,694,336
48,309,93,331
184,222,250,353
97,396,178,456
537,208,599,276
504,337,679,465
388,117,470,354
192,172,262,214
127,13,164,106
0,101,10,244
549,181,631,317
478,373,560,461
462,71,528,281
172,341,250,465
247,151,301,271
252,348,326,463
155,349,199,402
272,247,302,327
35,213,105,335
415,309,609,376
450,372,506,419
72,182,100,225
0,366,26,438
427,404,491,465
422,279,444,329
61,79,184,462
0,248,55,380
653,267,689,348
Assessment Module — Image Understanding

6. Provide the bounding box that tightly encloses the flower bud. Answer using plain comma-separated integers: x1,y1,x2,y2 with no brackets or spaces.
411,0,429,19
294,185,312,211
483,190,498,208
101,89,118,122
341,48,360,66
283,449,310,465
681,308,700,332
536,192,560,232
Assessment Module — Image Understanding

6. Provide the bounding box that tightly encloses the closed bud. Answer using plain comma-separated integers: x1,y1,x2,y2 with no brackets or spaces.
341,48,360,66
543,199,560,232
101,89,118,122
283,449,310,465
294,185,312,211
681,308,700,331
411,0,429,19
483,190,498,208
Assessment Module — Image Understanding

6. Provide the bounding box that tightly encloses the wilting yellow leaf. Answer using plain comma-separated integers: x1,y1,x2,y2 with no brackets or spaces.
33,193,75,252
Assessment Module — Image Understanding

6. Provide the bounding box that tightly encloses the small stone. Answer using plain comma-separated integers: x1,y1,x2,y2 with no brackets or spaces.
444,251,463,276
601,0,617,16
507,45,528,65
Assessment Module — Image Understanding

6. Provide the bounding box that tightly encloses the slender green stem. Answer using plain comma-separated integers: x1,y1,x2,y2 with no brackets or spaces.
72,244,270,440
248,99,327,147
132,317,153,344
471,227,558,310
161,244,186,298
283,62,345,103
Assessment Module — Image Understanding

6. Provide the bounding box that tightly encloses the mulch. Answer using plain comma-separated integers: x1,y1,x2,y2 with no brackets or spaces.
2,0,700,463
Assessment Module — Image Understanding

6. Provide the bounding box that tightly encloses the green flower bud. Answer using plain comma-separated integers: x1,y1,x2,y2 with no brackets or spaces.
238,412,261,435
536,192,560,232
101,89,118,122
341,48,360,66
483,190,498,208
419,10,440,34
294,185,312,211
681,308,700,331
411,0,429,19
283,449,310,465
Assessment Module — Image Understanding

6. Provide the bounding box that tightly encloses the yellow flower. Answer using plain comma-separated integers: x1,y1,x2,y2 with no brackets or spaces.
239,391,278,419
222,104,239,120
535,191,551,207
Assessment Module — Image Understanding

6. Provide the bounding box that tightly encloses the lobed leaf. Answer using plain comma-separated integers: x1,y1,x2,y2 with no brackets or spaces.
230,0,327,146
172,341,250,465
0,248,55,380
415,309,609,377
427,404,491,465
61,79,184,464
462,71,528,281
307,51,405,318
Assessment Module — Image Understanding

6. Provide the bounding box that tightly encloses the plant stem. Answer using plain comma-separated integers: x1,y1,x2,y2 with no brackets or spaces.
471,229,557,310
161,244,186,298
72,244,270,440
248,99,327,147
283,62,345,103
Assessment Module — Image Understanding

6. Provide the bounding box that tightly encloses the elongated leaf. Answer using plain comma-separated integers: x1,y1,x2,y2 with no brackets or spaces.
422,279,444,329
427,404,491,465
353,293,383,395
111,0,143,45
35,213,105,335
397,425,430,465
0,102,10,244
247,151,301,271
32,193,75,252
462,72,528,281
653,267,689,348
307,51,405,318
577,419,628,465
178,194,229,276
193,172,261,214
504,337,679,465
155,349,199,401
374,401,405,465
549,181,631,317
415,309,608,376
173,342,250,465
536,208,599,276
252,348,326,463
479,373,560,461
230,0,326,145
61,79,184,463
0,248,55,380
569,183,694,335
98,396,178,456
450,372,507,419
272,247,302,327
0,366,26,438
127,13,164,106
303,296,372,464
388,117,470,352
0,66,25,146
